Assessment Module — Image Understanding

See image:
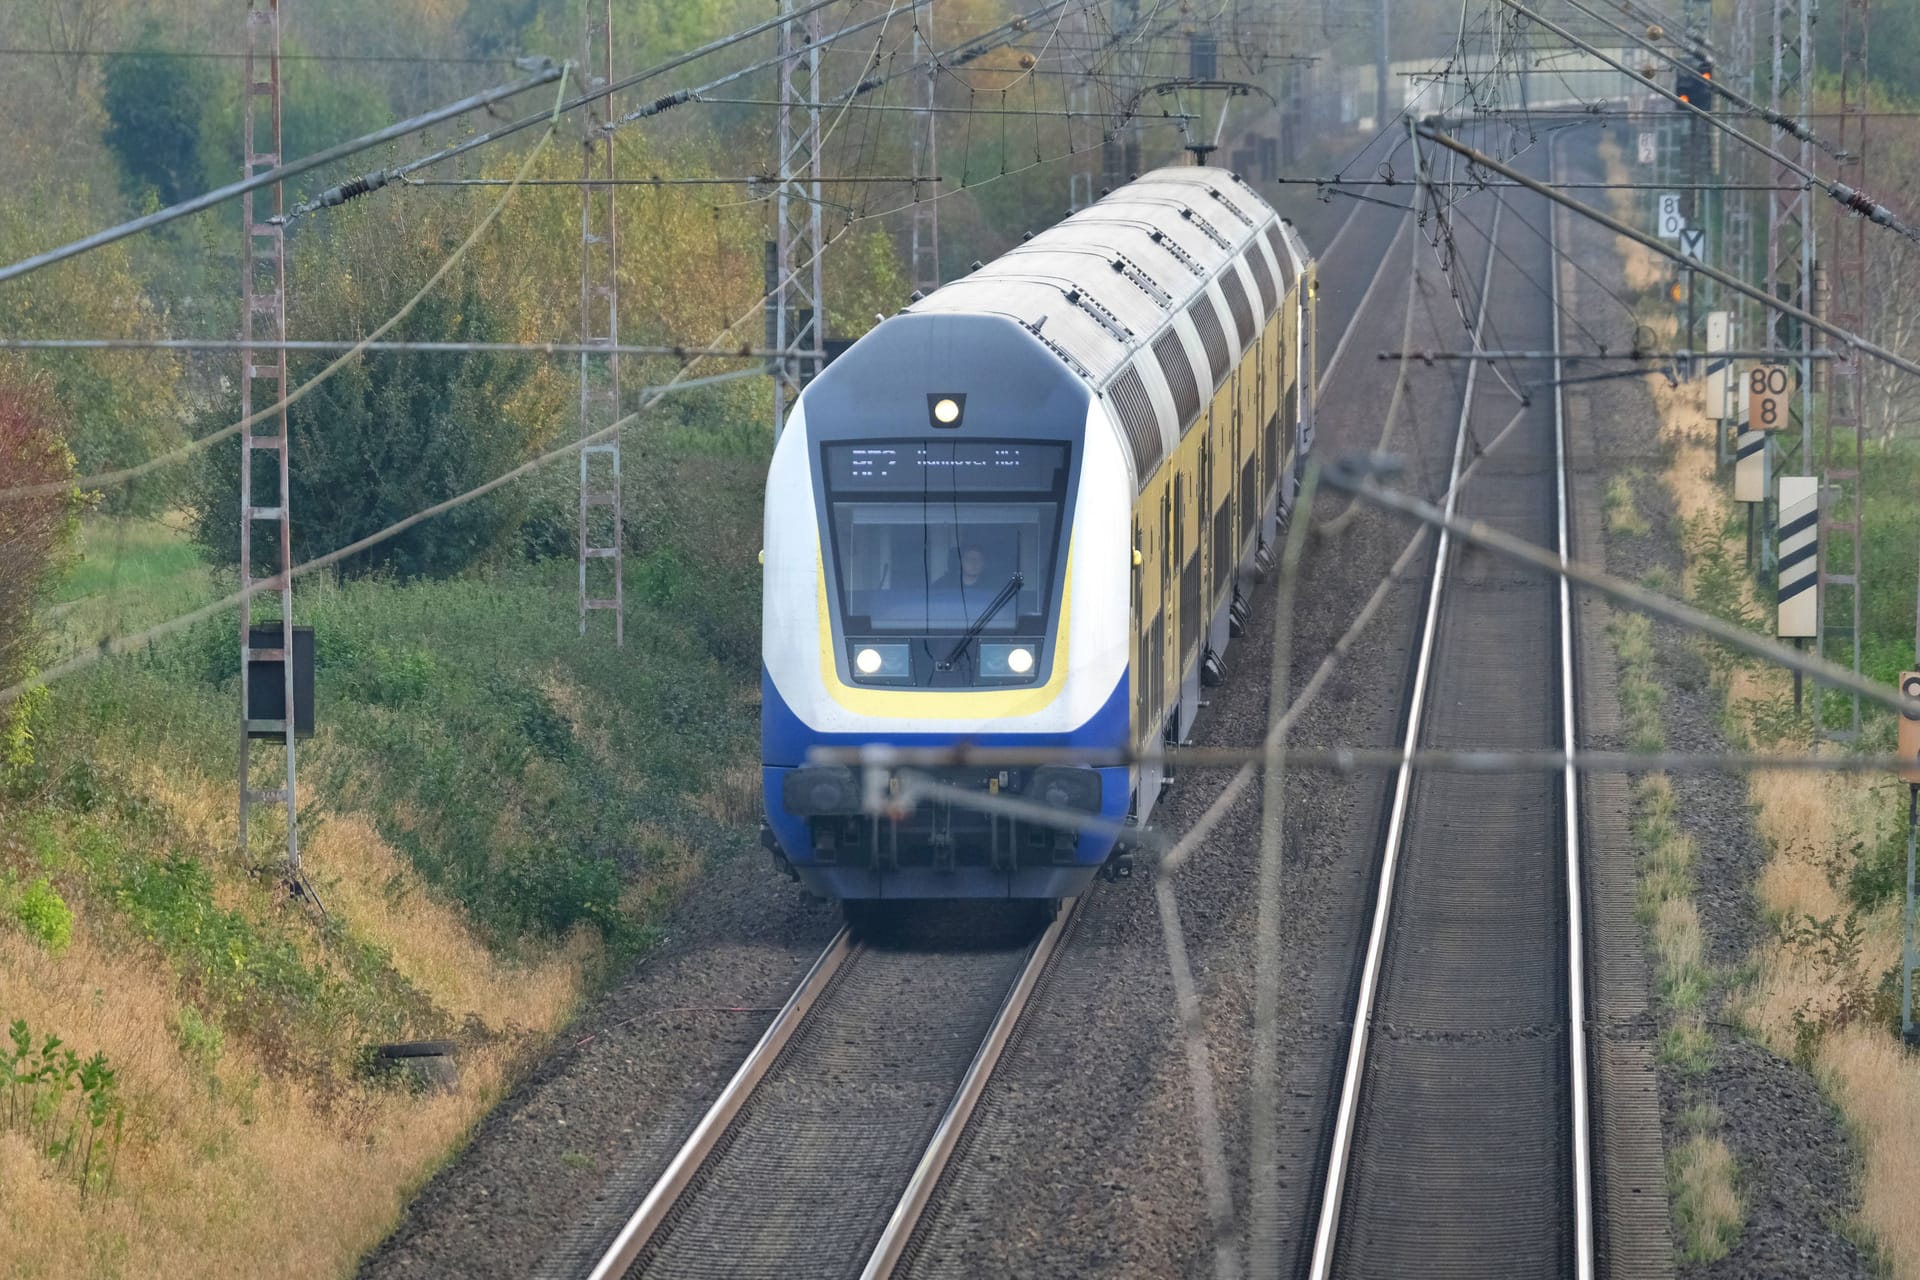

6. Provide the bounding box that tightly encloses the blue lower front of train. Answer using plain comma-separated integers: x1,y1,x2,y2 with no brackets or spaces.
761,669,1133,900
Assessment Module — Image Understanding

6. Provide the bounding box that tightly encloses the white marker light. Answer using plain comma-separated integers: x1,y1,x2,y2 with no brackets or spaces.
1007,646,1034,675
932,397,962,424
856,647,885,675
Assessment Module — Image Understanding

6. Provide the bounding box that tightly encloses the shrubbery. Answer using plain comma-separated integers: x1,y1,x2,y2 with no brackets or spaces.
1,1018,123,1200
0,365,79,766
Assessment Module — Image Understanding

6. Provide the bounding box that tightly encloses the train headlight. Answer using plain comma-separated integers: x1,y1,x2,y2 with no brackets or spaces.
928,393,965,428
1028,765,1102,813
980,643,1039,679
851,643,909,680
781,766,861,815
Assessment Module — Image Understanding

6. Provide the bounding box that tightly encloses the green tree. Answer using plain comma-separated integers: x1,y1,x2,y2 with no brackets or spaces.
101,36,213,207
0,184,184,513
0,362,80,766
190,192,568,579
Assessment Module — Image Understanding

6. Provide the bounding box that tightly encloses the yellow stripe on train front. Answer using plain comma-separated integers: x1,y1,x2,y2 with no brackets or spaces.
814,544,1073,720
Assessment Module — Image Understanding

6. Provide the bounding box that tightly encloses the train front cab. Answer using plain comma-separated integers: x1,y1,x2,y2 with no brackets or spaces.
761,316,1134,901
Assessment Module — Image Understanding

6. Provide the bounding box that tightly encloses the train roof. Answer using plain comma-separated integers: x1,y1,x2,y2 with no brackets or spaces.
903,165,1311,487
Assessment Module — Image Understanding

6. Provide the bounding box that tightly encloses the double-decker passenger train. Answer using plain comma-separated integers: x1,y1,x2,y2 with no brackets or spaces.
760,165,1316,906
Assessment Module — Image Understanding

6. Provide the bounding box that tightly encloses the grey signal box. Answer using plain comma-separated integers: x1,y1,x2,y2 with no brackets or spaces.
246,625,315,740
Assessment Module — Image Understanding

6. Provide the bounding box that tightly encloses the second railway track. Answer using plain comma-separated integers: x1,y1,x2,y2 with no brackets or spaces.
1304,135,1594,1279
585,902,1076,1280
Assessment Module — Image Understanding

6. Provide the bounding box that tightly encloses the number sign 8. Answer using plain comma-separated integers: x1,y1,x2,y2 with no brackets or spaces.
1749,364,1790,432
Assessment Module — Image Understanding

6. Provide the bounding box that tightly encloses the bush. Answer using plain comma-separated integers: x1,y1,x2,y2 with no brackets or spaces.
189,205,567,581
0,366,79,758
9,878,73,954
102,37,213,207
2,1019,125,1199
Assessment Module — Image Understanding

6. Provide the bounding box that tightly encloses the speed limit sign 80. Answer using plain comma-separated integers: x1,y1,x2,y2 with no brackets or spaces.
1900,671,1920,785
1748,364,1791,431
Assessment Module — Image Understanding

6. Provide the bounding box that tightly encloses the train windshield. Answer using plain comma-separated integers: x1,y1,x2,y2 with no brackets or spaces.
820,440,1072,636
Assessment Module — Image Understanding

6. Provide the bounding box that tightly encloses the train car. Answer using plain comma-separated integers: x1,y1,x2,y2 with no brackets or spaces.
761,165,1317,904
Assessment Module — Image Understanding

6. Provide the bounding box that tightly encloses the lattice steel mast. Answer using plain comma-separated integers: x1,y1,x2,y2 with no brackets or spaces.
238,0,299,883
580,0,625,643
773,0,826,433
910,17,941,295
1760,0,1814,584
1818,0,1871,737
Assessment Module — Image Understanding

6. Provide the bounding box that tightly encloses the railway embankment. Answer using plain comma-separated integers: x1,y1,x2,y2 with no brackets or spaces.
0,431,768,1277
1572,136,1883,1276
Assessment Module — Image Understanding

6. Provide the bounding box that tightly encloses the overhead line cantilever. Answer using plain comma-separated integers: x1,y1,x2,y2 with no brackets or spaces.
1412,125,1920,381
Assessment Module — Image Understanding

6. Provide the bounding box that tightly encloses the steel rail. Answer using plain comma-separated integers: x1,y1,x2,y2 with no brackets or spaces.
583,929,856,1280
858,898,1079,1279
1550,130,1597,1280
1304,171,1507,1280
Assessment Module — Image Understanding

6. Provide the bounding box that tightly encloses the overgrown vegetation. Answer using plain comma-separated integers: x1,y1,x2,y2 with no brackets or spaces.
2,1018,124,1199
1669,1121,1743,1264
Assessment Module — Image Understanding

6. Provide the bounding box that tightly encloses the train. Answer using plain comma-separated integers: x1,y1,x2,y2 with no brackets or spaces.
760,165,1317,907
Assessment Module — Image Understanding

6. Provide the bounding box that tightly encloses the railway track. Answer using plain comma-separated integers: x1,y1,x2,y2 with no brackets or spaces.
1303,138,1593,1278
581,902,1077,1280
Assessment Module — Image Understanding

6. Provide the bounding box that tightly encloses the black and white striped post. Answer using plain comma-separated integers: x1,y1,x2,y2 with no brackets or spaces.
1898,672,1920,1044
1777,475,1819,710
1733,370,1765,565
1706,310,1730,465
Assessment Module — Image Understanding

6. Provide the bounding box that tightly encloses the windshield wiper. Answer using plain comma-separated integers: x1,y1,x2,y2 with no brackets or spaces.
938,572,1024,670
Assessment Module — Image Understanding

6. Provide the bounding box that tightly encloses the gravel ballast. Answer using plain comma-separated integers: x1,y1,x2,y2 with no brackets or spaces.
1554,137,1870,1279
353,135,1818,1279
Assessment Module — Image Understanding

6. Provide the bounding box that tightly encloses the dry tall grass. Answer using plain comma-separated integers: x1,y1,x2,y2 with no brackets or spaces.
1669,1131,1743,1263
1627,271,1920,1274
0,924,520,1279
0,758,594,1277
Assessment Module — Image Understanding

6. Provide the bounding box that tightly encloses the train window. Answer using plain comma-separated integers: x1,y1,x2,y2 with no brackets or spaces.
1186,299,1231,387
1264,223,1289,272
1151,331,1202,429
1107,365,1164,479
1244,248,1278,316
819,440,1072,637
1217,269,1256,347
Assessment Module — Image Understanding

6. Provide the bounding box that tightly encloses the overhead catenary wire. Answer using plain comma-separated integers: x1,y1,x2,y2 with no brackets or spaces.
0,75,573,505
0,63,564,285
3,13,1177,508
0,364,764,711
1415,123,1920,382
1324,459,1920,721
279,0,886,224
1492,0,1920,240
1555,0,1838,155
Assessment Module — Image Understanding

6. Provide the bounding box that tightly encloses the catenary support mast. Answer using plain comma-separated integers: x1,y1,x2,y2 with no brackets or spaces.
1818,0,1871,737
579,0,625,644
773,0,826,433
910,16,941,296
237,0,300,885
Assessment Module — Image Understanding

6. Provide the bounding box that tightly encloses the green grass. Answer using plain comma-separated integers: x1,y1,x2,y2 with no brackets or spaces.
45,515,217,664
50,517,208,605
1605,473,1650,537
1669,1131,1743,1263
5,423,769,1088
